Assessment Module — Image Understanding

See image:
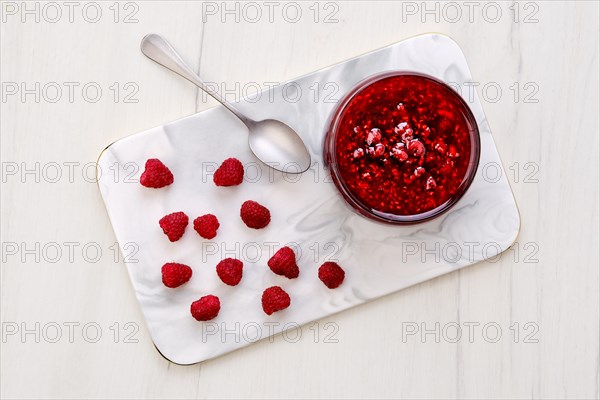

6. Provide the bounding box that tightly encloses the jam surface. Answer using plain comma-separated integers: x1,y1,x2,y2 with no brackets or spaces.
327,73,477,220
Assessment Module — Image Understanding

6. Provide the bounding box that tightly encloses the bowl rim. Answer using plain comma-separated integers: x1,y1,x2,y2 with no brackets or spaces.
324,70,482,225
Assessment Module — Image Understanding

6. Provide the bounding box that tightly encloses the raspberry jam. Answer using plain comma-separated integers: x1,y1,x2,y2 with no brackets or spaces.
324,72,480,224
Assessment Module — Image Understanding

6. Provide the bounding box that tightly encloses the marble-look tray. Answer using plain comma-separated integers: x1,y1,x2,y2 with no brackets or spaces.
97,34,520,364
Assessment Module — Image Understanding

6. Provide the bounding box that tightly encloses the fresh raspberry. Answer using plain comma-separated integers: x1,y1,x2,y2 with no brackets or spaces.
161,262,192,288
194,214,220,239
159,211,188,242
190,295,220,321
318,262,345,289
240,200,270,229
216,258,243,286
213,158,244,186
140,158,174,188
261,286,290,315
267,246,299,279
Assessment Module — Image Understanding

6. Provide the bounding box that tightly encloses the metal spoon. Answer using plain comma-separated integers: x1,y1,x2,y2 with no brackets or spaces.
140,34,311,174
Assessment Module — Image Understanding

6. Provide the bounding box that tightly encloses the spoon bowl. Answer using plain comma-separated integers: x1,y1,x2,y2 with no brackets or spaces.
140,34,311,173
248,119,311,173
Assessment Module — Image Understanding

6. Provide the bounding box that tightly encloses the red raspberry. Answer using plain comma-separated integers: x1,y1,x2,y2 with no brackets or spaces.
213,158,244,186
318,262,345,289
367,143,385,158
353,148,364,159
161,262,192,288
190,295,220,321
366,128,382,145
216,258,243,286
240,200,270,229
140,158,174,188
159,211,188,242
395,122,414,141
434,139,448,154
194,214,220,239
425,176,437,190
391,142,409,162
267,246,299,279
261,286,290,315
407,139,426,157
414,167,425,177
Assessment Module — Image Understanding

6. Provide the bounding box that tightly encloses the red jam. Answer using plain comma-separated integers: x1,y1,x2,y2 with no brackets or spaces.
325,72,480,224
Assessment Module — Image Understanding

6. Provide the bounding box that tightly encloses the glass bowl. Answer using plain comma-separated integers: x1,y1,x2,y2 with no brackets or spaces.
324,71,481,224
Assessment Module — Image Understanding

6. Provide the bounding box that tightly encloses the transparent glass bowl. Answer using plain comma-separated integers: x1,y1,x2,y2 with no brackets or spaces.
324,71,481,224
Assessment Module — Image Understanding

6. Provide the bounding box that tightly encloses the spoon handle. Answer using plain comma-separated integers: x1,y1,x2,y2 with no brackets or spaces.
140,34,252,125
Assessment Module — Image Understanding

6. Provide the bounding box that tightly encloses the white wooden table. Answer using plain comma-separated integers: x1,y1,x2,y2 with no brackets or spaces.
1,1,598,399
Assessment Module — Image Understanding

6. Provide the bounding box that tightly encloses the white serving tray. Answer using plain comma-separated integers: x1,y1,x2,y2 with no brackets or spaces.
97,34,520,364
